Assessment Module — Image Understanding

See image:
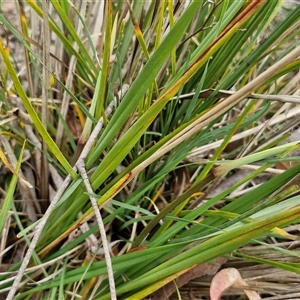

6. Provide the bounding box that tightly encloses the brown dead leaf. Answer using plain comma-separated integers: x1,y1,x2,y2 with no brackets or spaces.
210,267,261,300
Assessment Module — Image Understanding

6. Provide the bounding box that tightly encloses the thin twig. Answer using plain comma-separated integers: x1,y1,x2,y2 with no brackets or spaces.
6,85,128,300
71,85,128,299
76,159,116,300
6,173,73,300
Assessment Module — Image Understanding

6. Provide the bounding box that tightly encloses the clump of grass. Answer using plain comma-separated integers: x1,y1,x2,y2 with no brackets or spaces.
0,1,300,299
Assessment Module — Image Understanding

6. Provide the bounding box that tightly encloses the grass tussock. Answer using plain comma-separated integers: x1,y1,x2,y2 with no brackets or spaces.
0,1,300,299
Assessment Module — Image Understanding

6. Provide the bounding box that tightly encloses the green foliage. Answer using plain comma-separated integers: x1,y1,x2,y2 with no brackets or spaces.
1,0,300,298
